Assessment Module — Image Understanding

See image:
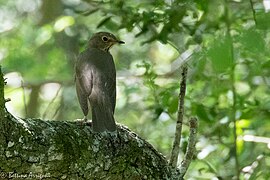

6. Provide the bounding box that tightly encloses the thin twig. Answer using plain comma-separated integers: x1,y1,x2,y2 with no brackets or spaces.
169,65,188,169
42,86,62,119
249,0,257,25
52,103,61,120
4,98,11,103
21,80,28,117
179,117,198,178
224,0,240,179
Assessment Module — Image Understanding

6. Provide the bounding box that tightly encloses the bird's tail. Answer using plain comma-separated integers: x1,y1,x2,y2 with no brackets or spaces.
90,95,116,132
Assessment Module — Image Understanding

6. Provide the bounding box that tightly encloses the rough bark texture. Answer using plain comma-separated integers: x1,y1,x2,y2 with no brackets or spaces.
0,116,172,179
0,67,172,179
0,66,4,119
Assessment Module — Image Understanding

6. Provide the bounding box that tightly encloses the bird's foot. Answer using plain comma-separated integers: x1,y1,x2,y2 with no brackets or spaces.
76,117,92,127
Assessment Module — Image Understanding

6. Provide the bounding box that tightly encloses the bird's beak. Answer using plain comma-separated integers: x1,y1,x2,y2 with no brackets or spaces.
110,38,125,45
117,40,125,44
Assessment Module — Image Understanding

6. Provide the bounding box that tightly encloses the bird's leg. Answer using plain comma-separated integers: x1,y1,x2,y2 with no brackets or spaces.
76,116,92,127
83,116,87,122
76,116,87,127
79,116,87,126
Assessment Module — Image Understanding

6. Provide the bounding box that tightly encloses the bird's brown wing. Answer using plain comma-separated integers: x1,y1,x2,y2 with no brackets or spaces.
75,52,93,116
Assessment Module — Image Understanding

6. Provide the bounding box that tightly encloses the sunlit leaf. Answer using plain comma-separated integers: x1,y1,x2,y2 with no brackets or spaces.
54,16,75,32
236,119,251,129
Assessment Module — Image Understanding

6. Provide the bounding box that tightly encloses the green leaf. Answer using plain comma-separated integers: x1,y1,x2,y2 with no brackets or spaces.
194,104,211,122
239,29,265,53
207,35,233,72
256,11,270,30
168,98,178,114
97,16,112,28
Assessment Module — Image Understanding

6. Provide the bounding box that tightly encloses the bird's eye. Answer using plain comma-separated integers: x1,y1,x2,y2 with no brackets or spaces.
102,36,108,42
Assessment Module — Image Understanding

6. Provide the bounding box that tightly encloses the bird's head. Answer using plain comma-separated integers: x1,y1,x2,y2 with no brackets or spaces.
88,32,125,52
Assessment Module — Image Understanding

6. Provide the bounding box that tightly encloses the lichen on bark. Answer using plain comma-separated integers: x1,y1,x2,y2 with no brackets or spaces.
0,115,172,179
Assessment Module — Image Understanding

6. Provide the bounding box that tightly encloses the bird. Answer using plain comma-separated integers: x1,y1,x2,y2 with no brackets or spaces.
75,32,124,132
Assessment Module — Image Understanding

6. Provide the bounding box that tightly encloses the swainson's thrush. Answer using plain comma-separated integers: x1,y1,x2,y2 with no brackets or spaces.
75,32,124,132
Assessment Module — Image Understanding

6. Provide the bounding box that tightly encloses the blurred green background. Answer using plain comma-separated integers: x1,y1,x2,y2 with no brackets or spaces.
1,0,270,179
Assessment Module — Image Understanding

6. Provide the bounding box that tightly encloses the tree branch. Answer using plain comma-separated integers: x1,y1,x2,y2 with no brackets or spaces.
169,65,188,169
179,117,198,178
0,115,172,179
